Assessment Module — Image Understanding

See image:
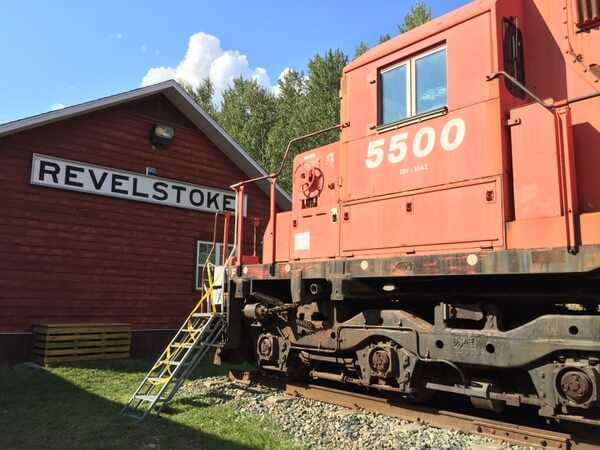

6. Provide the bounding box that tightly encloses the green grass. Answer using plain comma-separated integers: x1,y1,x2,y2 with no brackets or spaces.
0,357,304,450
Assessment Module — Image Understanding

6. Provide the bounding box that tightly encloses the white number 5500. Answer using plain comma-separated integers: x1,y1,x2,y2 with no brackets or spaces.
365,117,466,169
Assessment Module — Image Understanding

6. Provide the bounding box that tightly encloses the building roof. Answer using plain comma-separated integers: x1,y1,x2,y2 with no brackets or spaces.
0,80,291,209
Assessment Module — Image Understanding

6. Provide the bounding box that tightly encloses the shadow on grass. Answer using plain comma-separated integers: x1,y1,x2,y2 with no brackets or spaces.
59,351,252,380
0,360,266,450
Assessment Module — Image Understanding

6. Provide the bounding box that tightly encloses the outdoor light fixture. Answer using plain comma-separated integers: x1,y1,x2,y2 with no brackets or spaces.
150,123,175,147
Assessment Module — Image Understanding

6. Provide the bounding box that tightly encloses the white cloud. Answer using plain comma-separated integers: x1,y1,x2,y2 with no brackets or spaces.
141,32,275,105
140,44,147,53
50,103,65,111
116,33,123,39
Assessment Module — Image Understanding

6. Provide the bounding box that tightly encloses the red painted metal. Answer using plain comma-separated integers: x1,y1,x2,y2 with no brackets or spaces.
237,0,600,267
235,184,245,272
222,212,231,265
554,107,579,253
269,178,277,264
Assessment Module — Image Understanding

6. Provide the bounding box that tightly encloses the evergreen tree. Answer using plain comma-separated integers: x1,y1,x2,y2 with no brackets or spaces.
354,41,369,59
266,69,307,185
378,33,391,43
180,49,349,193
301,48,347,147
179,78,216,117
399,2,432,33
216,77,277,170
269,49,348,191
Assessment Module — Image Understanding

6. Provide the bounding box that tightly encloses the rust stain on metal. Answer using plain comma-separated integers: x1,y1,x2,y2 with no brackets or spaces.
531,249,566,264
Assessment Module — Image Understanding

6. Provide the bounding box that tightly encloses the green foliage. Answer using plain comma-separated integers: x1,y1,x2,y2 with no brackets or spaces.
378,33,392,43
354,41,368,59
302,49,347,146
265,69,307,187
215,77,277,171
181,50,348,192
278,49,346,191
179,78,216,118
399,1,432,33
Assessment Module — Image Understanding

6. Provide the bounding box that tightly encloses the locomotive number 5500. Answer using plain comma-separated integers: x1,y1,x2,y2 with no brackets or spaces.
365,117,466,169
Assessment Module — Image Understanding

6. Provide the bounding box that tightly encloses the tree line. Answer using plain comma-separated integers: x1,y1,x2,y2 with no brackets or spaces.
183,2,431,192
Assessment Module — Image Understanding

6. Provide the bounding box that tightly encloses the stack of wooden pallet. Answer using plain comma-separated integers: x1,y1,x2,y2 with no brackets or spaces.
32,323,131,365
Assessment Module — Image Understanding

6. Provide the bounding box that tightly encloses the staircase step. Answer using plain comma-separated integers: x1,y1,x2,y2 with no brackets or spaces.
191,313,213,318
170,342,193,349
191,312,224,318
168,360,189,366
148,377,169,383
135,394,162,403
123,413,145,421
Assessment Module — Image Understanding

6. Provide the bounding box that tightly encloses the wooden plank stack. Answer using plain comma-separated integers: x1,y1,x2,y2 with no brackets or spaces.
32,323,131,365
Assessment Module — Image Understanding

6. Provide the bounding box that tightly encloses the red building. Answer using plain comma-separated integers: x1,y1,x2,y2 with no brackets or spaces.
0,80,290,361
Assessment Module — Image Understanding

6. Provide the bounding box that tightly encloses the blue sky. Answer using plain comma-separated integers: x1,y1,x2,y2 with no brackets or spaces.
0,0,470,125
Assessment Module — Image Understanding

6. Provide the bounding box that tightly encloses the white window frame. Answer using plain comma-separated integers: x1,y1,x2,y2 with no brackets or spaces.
379,46,448,129
195,240,234,291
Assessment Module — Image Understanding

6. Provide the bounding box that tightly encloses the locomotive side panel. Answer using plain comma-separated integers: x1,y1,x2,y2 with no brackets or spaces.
342,12,503,201
339,9,507,255
340,176,504,255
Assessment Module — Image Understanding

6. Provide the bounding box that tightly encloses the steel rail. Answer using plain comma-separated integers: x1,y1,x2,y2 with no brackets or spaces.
228,370,600,450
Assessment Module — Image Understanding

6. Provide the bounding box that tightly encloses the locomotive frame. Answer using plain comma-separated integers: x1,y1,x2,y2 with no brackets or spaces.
217,0,600,426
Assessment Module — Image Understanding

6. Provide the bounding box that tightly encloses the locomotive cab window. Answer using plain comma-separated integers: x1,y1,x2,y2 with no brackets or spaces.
379,47,447,127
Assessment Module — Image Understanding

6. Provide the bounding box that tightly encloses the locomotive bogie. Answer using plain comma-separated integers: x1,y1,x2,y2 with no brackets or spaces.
220,271,600,423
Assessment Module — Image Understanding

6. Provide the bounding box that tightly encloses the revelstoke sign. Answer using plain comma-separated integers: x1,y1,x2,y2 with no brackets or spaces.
31,154,244,214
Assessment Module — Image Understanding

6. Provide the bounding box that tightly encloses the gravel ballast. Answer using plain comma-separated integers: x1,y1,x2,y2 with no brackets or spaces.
178,376,533,450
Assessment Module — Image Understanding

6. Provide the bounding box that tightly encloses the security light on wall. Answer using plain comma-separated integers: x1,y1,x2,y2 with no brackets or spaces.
150,123,175,147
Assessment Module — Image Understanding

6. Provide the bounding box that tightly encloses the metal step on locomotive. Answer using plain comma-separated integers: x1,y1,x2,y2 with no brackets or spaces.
216,0,600,429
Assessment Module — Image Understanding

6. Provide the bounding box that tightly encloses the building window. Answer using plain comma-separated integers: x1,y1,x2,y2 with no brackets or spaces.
379,47,447,126
195,241,234,291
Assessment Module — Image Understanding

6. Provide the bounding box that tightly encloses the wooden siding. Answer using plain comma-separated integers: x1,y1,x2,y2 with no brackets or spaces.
0,97,271,334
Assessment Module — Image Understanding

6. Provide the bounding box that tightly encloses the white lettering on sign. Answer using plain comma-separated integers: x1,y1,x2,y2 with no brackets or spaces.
365,117,466,169
30,154,244,215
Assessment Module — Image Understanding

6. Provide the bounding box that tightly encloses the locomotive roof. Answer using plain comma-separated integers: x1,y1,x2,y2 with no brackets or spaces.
0,80,292,209
346,0,499,73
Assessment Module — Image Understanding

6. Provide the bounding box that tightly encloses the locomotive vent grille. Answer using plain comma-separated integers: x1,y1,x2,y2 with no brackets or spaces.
575,0,600,29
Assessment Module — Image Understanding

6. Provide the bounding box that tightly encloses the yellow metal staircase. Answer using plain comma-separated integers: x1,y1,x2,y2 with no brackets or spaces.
121,262,227,421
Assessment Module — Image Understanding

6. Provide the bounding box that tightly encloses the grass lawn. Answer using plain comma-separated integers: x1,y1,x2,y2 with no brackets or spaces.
0,357,304,450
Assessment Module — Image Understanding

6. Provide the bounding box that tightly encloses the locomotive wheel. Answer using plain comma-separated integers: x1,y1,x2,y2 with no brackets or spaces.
281,357,310,381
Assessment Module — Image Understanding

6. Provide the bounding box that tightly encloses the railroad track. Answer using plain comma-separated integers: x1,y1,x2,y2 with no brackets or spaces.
228,370,599,450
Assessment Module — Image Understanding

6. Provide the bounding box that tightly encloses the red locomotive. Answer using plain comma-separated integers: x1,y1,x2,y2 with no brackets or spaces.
219,0,600,426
